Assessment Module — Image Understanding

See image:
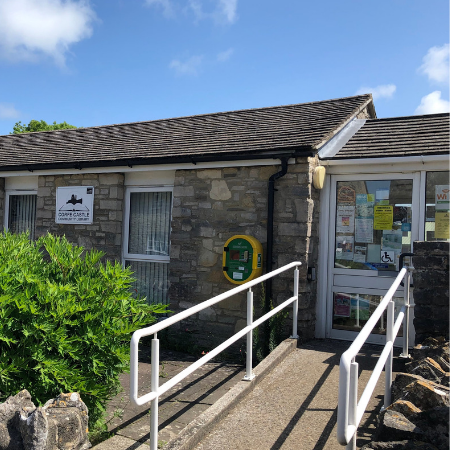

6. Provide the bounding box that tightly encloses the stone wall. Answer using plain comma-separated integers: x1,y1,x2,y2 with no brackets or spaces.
35,173,124,262
413,241,449,343
169,157,320,346
0,178,4,231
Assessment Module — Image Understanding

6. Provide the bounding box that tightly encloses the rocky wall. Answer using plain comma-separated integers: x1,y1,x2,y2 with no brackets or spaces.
0,178,4,232
412,241,449,343
0,390,90,450
35,173,124,262
168,157,320,348
362,337,449,450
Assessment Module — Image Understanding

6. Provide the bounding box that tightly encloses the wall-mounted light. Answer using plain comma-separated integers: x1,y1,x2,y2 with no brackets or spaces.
313,166,326,190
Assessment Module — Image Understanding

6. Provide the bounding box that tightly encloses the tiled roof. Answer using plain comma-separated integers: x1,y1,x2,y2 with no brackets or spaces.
0,95,372,171
330,113,450,159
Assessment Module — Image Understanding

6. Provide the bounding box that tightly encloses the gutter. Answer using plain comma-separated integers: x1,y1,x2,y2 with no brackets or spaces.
0,146,314,173
265,157,289,307
264,150,313,303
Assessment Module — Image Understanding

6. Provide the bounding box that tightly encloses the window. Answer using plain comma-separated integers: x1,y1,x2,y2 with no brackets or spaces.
334,179,413,272
123,187,172,304
425,171,449,241
5,191,37,240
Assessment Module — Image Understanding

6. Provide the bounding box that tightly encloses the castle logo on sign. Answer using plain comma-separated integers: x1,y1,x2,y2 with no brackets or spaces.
56,186,94,224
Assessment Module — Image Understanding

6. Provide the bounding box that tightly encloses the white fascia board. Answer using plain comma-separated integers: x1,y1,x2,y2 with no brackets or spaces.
317,118,366,159
323,154,449,174
0,158,296,178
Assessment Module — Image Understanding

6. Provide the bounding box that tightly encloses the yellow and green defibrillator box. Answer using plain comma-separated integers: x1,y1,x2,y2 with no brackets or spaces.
222,235,263,284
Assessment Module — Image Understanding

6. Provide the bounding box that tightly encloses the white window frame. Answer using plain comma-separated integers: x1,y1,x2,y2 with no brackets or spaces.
316,163,449,340
122,186,173,264
4,189,38,232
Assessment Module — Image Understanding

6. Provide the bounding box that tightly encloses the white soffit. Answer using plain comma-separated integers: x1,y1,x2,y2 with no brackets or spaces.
5,175,38,190
125,170,176,186
318,118,366,159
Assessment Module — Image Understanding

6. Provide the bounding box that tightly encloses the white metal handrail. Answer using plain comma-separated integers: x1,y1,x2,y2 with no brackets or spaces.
130,261,301,450
337,264,414,449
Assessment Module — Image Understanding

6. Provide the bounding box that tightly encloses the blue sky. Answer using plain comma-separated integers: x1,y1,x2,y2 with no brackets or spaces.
0,0,448,136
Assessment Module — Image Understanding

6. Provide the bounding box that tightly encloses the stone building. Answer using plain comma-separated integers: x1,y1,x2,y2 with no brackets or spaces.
0,94,448,347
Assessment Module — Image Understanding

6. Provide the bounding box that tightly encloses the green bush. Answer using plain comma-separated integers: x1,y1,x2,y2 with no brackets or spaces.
0,232,168,429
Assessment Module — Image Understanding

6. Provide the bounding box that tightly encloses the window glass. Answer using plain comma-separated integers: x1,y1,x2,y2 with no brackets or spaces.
425,171,449,241
128,191,171,256
332,292,403,336
334,179,413,271
8,194,37,240
126,260,169,304
126,189,172,305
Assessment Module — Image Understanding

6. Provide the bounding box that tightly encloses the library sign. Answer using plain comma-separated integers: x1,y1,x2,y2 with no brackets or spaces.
56,186,94,224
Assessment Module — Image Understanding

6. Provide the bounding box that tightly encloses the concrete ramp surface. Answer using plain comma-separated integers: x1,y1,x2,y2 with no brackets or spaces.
193,340,397,450
96,340,403,450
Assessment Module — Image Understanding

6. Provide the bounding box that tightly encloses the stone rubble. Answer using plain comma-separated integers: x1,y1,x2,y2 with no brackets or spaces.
0,390,91,450
362,337,450,450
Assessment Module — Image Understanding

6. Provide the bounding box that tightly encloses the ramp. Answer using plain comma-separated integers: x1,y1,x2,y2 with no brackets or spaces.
95,339,404,450
192,340,403,450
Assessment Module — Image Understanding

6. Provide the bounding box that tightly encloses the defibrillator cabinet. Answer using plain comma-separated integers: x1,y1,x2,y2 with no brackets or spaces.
222,235,263,284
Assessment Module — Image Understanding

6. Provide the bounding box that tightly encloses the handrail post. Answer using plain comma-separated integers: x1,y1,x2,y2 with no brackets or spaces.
400,267,412,358
347,359,358,450
384,301,394,409
150,333,160,450
243,288,255,381
290,266,299,339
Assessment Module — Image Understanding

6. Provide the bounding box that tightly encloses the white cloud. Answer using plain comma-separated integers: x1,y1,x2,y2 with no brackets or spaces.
217,48,233,62
355,84,397,100
415,91,450,115
144,0,174,18
0,103,20,119
217,0,237,23
148,0,237,24
0,0,96,66
169,55,203,75
418,44,449,84
187,0,203,21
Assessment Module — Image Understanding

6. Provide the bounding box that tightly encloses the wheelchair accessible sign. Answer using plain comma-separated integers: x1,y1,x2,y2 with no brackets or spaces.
56,186,94,224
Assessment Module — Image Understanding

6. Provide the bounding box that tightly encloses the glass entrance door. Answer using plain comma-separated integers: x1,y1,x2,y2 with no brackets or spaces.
327,173,419,344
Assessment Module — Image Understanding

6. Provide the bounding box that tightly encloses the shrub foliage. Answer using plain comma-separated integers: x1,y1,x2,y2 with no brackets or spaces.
0,232,168,427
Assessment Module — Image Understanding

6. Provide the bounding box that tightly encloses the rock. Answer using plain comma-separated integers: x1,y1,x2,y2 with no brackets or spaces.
46,408,90,450
406,357,448,384
361,440,439,450
401,380,449,410
392,373,449,402
0,390,35,450
17,407,48,450
411,338,449,364
411,407,449,450
436,356,450,373
375,410,424,442
386,400,421,418
0,392,90,450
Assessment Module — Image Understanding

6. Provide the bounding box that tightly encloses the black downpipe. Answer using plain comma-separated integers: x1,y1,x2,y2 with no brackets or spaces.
265,158,289,309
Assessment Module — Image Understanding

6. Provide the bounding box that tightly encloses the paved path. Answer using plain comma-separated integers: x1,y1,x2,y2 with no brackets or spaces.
97,340,405,450
105,347,245,444
193,340,405,450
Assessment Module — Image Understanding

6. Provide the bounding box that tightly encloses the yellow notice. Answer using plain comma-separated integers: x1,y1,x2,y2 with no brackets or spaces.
374,205,393,230
435,211,450,239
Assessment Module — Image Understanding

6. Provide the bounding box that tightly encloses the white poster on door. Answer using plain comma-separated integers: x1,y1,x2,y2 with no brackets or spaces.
355,218,373,243
336,206,355,233
56,186,94,224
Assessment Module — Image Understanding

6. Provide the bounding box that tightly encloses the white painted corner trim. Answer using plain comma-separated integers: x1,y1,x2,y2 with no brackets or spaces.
318,118,366,159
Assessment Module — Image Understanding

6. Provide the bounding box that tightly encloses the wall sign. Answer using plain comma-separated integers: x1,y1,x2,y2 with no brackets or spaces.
56,186,94,224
